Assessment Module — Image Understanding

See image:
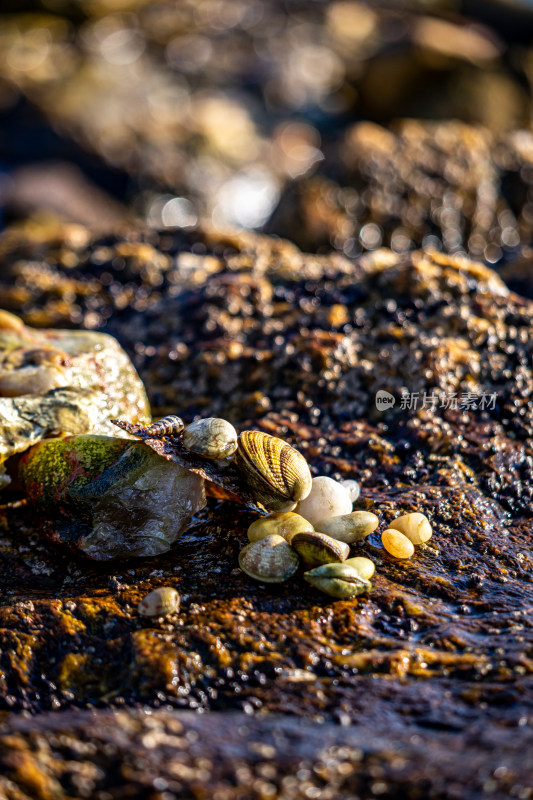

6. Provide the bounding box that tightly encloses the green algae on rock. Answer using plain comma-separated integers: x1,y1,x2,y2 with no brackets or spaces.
0,310,150,491
19,434,205,559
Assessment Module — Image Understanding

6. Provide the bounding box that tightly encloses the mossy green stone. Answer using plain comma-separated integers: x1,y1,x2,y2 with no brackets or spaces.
18,435,205,559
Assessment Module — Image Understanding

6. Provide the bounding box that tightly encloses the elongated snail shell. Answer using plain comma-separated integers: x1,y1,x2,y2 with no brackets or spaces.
236,430,312,511
182,417,238,459
143,415,185,438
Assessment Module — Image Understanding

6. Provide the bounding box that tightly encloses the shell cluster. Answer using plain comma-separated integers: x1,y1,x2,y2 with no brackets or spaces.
238,475,376,597
126,412,437,601
238,476,437,599
142,415,312,511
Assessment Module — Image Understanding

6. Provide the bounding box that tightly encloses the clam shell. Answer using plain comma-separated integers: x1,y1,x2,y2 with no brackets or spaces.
138,587,180,617
247,512,314,543
182,418,238,459
388,512,432,545
315,511,379,543
291,531,349,568
304,563,372,599
238,534,299,583
236,431,312,511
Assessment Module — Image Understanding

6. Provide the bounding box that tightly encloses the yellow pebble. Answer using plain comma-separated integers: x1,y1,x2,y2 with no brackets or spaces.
344,556,375,580
388,512,432,545
381,529,415,559
247,512,313,543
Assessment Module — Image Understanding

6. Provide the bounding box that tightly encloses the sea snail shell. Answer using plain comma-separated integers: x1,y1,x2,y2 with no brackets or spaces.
236,430,312,511
182,417,238,459
143,415,185,438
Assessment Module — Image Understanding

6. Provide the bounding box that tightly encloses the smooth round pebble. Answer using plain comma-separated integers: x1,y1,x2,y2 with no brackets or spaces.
340,479,360,503
344,556,375,580
247,512,313,543
388,512,432,545
295,476,352,527
315,510,378,543
381,529,415,559
138,587,180,618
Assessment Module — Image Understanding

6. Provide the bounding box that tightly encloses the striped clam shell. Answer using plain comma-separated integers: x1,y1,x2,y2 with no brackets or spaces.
236,431,312,511
143,415,184,438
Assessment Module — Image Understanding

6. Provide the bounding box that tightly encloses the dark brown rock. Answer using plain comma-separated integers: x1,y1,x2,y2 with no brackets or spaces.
0,226,531,797
1,708,532,800
266,121,533,279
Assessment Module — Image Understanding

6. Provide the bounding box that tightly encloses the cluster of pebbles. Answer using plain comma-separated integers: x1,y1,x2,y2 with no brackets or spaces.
239,480,433,599
134,415,434,612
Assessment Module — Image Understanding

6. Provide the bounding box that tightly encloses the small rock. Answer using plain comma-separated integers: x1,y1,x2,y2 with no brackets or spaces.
295,476,352,527
315,510,378,543
340,479,360,502
382,529,415,559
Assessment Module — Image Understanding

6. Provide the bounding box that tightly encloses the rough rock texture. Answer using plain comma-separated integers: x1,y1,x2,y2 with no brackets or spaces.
1,709,532,800
19,435,206,559
266,120,533,277
0,226,531,796
0,310,150,490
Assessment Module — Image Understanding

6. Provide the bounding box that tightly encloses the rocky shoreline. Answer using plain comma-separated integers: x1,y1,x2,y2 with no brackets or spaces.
0,226,531,797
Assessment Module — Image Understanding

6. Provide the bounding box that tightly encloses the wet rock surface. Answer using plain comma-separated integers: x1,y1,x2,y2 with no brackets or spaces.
0,225,531,795
1,709,532,800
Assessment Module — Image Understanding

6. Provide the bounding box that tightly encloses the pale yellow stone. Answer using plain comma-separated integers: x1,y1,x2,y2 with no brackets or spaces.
315,511,378,543
388,512,432,545
344,556,375,580
247,512,313,544
382,529,415,559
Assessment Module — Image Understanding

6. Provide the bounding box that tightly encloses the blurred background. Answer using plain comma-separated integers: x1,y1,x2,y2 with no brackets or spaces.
1,0,533,271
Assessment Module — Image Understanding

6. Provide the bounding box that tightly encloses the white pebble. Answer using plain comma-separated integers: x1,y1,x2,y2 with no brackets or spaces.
295,476,353,528
340,479,360,503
